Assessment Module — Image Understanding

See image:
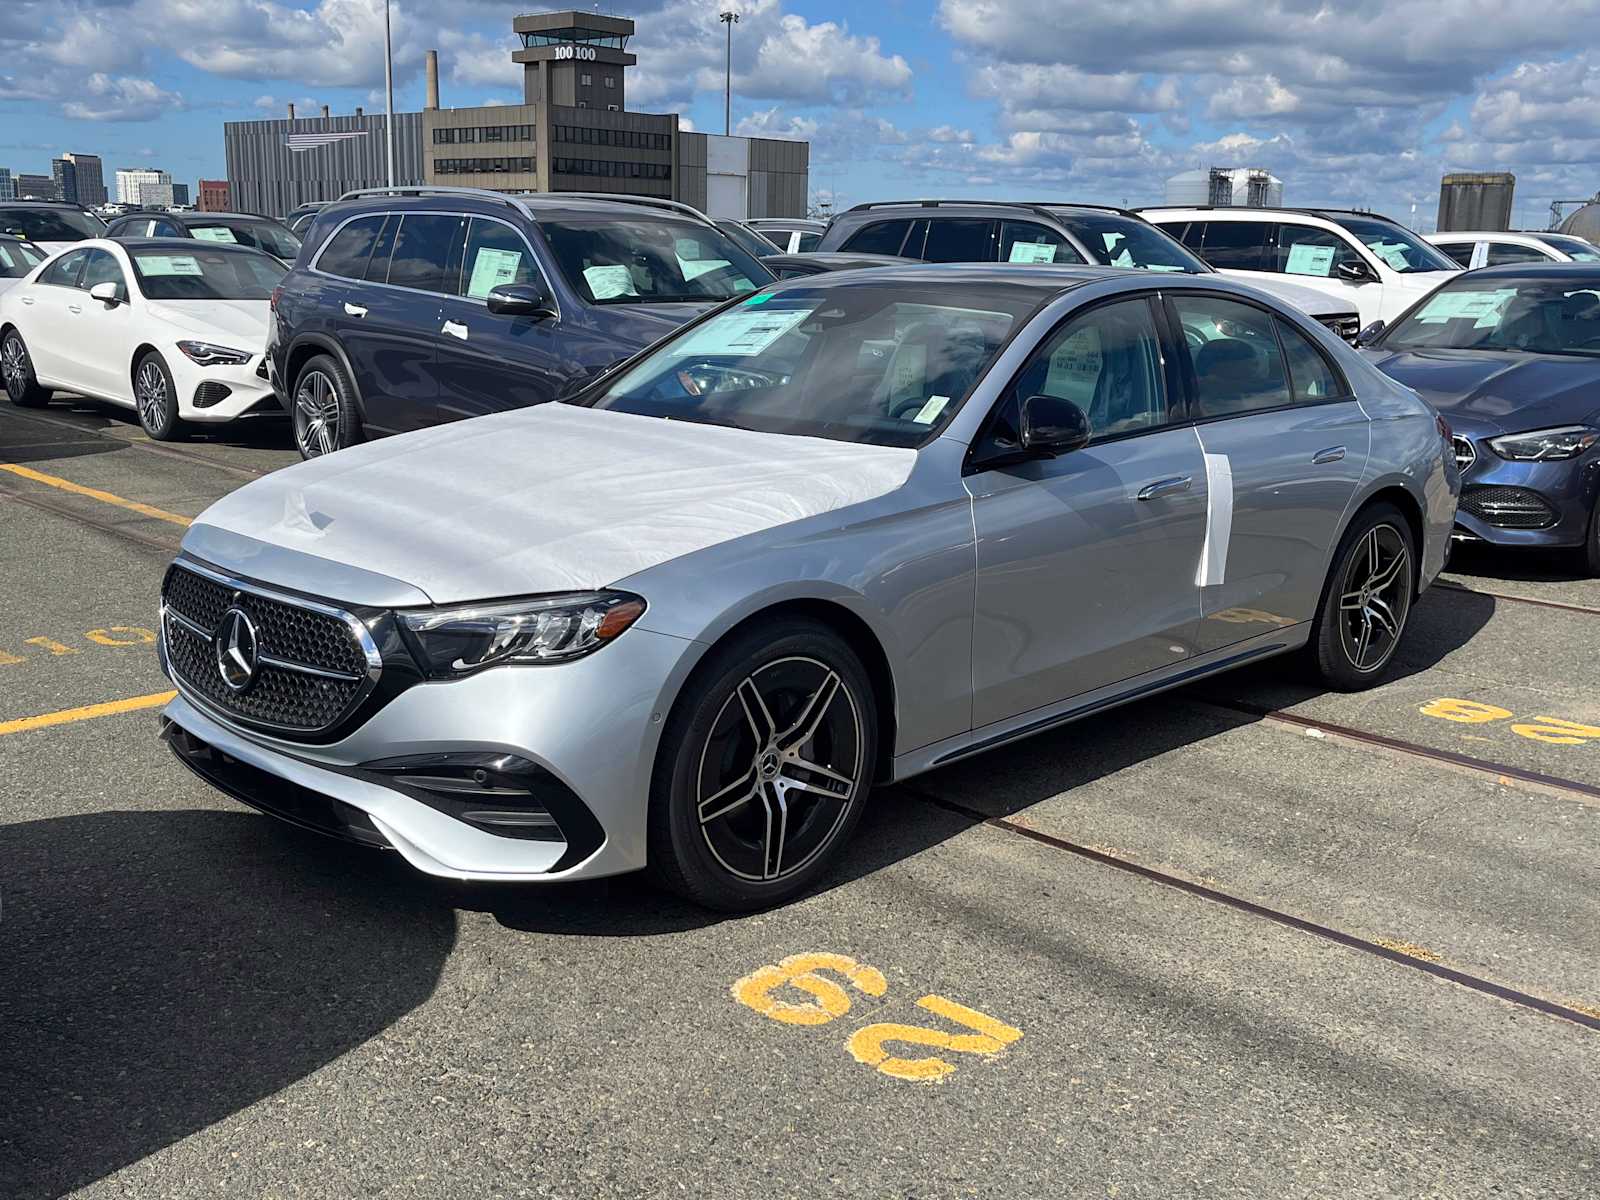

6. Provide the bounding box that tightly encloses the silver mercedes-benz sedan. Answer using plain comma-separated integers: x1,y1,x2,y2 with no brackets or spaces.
158,265,1457,910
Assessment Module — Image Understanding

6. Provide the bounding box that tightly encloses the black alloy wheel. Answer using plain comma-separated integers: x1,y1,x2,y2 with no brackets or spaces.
650,619,877,911
1310,503,1415,690
2,330,50,407
292,353,363,459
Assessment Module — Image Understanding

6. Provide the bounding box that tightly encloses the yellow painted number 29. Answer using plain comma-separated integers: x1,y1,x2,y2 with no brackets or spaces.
732,953,1023,1084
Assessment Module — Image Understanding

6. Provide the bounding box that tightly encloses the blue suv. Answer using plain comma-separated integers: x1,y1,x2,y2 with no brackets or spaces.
267,187,774,457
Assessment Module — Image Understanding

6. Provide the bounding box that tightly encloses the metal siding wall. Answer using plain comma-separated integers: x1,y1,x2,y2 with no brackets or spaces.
225,113,424,218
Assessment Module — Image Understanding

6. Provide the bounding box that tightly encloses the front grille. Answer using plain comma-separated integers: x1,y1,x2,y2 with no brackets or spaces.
1459,485,1558,529
162,561,378,734
1318,313,1361,343
193,381,232,408
1452,435,1476,473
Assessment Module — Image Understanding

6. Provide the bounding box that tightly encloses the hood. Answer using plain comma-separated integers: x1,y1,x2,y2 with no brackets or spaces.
185,404,916,605
32,240,79,256
1362,347,1600,433
589,300,715,350
1386,270,1458,297
1220,272,1351,318
145,299,269,347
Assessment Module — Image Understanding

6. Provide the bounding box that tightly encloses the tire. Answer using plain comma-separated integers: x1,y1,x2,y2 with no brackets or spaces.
648,618,878,911
1308,503,1416,691
2,329,51,407
134,351,185,441
292,353,364,459
1576,496,1600,578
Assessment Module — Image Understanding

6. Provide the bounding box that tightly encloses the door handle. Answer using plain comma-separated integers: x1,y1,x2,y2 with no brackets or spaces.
18,296,33,306
343,302,368,317
1311,445,1347,465
66,304,82,315
1136,475,1193,501
441,320,468,341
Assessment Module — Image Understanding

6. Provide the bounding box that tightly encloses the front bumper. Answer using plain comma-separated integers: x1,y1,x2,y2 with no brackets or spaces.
171,352,278,424
158,621,701,882
1450,437,1600,548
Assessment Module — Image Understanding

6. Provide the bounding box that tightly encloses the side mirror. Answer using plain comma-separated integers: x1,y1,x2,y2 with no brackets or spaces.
88,281,125,306
486,282,556,320
1336,260,1376,284
1354,319,1387,348
1020,394,1092,457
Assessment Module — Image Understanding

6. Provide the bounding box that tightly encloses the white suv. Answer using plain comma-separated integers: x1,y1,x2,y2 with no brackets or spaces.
1427,230,1600,269
1140,207,1460,327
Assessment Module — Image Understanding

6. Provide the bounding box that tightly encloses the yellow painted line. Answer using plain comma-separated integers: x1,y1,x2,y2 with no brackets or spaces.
0,463,192,526
0,690,176,737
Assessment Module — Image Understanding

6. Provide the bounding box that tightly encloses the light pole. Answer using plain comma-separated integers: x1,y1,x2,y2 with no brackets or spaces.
383,0,396,187
719,11,739,136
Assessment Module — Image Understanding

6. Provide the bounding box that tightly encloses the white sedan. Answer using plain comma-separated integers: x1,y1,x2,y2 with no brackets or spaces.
0,237,284,440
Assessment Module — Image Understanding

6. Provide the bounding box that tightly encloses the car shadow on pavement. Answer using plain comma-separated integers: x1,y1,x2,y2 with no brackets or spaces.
46,395,294,450
0,809,455,1200
1446,541,1589,584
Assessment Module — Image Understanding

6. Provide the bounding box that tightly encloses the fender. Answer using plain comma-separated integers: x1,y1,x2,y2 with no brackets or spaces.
285,332,369,425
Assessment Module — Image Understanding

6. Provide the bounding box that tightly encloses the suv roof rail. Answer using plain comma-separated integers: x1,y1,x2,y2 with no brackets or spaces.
335,185,534,217
842,197,1144,222
1135,204,1404,223
543,192,715,225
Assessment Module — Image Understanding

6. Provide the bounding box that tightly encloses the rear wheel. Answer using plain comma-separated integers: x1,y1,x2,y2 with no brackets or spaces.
2,330,51,407
134,351,184,441
649,618,877,911
292,353,363,459
1308,503,1415,690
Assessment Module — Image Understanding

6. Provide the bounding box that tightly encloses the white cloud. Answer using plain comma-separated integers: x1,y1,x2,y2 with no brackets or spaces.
63,74,186,122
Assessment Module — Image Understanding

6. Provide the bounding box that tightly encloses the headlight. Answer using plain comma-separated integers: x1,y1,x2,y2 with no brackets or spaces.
176,340,252,366
1487,426,1600,461
398,591,645,677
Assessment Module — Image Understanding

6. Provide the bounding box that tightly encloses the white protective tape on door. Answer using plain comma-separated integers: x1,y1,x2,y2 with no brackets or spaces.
1195,452,1234,587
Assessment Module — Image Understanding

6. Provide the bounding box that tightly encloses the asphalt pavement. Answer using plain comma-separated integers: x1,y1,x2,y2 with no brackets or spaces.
2,397,1597,1199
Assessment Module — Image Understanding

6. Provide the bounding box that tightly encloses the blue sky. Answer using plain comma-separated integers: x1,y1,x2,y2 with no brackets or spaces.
4,0,1599,230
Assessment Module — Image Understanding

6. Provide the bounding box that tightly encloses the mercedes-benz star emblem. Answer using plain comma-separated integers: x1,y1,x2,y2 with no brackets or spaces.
214,607,260,692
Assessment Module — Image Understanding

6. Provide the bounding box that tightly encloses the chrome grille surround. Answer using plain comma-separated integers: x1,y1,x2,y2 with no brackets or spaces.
1318,313,1361,344
1451,435,1477,473
161,557,382,736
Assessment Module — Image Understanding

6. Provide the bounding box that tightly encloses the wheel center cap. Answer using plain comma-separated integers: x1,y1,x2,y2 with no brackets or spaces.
757,750,781,781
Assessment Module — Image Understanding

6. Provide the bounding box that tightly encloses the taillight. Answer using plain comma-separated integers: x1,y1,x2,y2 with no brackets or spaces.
270,285,282,312
1435,411,1451,443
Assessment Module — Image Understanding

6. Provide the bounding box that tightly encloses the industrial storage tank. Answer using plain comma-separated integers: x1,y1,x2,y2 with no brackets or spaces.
1558,203,1600,244
1437,172,1515,231
1165,168,1225,206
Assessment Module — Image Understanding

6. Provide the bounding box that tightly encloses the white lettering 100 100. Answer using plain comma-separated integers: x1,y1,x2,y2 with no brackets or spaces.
554,45,597,61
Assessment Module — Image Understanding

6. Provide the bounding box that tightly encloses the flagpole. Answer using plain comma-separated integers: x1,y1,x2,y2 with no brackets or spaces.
383,0,396,187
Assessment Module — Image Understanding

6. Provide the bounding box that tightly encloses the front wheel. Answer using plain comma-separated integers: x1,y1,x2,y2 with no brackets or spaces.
2,329,51,407
1575,495,1600,578
649,619,878,911
1308,503,1415,690
134,351,184,440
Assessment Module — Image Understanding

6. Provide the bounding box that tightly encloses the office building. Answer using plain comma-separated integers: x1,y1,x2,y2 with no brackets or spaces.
172,182,191,206
52,158,78,205
115,167,173,206
16,174,57,200
0,169,14,201
223,10,807,219
199,179,231,212
62,153,106,206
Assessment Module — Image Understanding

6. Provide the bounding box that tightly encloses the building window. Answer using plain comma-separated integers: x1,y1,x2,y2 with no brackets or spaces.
552,157,671,181
607,104,619,112
552,125,672,152
435,156,535,175
604,76,616,88
432,124,535,145
580,73,592,85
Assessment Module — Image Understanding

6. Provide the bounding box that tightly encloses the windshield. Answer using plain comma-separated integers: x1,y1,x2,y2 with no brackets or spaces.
578,283,1039,447
539,217,773,305
1540,234,1600,262
1331,216,1456,273
1382,277,1600,356
129,247,287,300
0,207,105,243
0,240,46,278
1053,211,1206,273
189,219,301,261
718,220,781,259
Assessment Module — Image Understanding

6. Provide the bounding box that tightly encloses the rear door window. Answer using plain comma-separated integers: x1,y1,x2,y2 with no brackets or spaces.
999,221,1083,264
922,218,996,263
1484,241,1552,266
317,215,386,279
795,231,822,252
1199,221,1271,271
1434,241,1478,268
841,219,915,256
385,214,466,293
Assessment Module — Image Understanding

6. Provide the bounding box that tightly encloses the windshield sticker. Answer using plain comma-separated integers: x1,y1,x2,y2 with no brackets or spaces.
583,264,638,300
1371,242,1412,271
1416,289,1515,324
1008,242,1057,264
678,256,731,281
743,290,774,306
1285,244,1335,277
467,247,524,299
191,226,238,244
670,306,814,358
911,394,950,424
138,255,203,276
